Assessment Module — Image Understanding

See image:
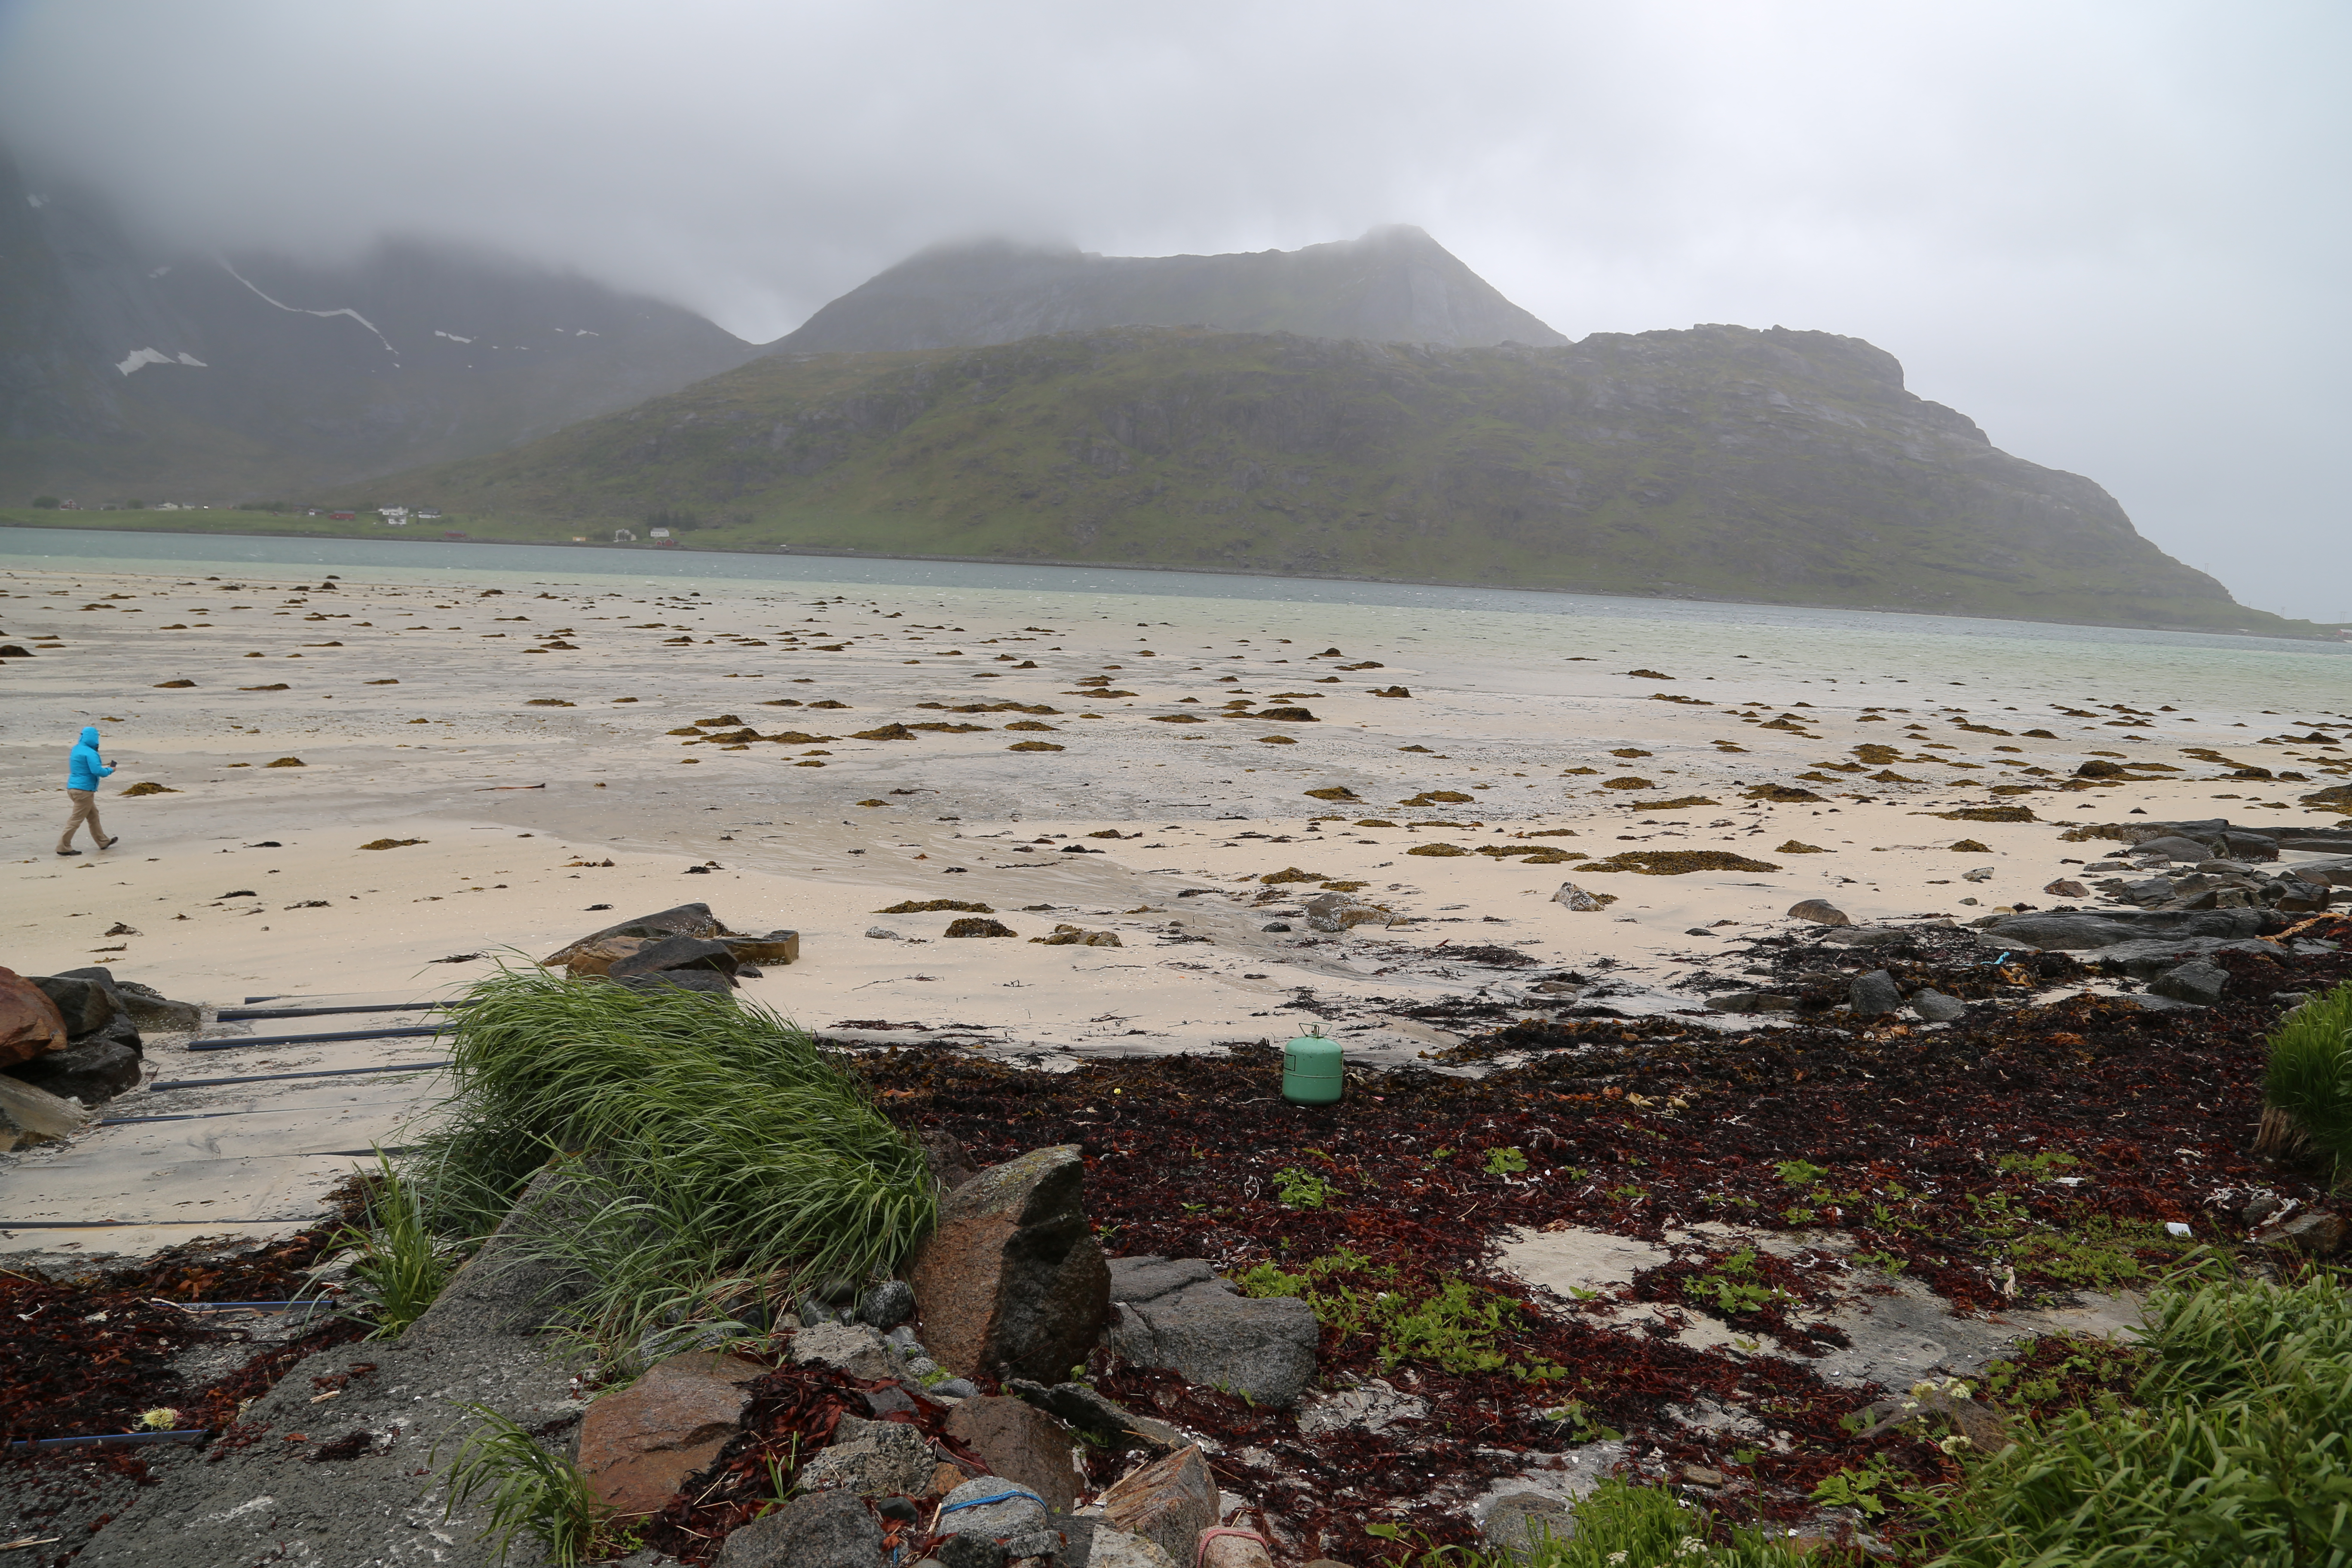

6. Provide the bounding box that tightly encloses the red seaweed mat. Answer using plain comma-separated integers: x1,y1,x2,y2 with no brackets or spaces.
0,1223,357,1444
855,934,2351,1560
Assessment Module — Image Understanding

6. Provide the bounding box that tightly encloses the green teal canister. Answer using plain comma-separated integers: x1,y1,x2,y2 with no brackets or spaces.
1282,1033,1345,1104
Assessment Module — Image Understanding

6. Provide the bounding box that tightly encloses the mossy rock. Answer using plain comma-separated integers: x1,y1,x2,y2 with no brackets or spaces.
1744,784,1824,802
1008,741,1066,752
1776,841,1828,854
1600,776,1655,791
1261,867,1331,885
265,756,306,768
1305,786,1359,801
120,781,178,797
877,899,994,914
1936,805,2039,823
1949,838,1992,853
360,837,425,849
1408,843,1469,857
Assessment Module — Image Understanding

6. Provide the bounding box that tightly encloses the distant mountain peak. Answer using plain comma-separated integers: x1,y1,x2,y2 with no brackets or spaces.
770,227,1566,355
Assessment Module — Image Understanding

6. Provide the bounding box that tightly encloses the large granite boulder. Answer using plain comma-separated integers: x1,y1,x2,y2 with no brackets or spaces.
576,1350,763,1515
944,1395,1084,1511
910,1146,1110,1385
30,973,116,1038
0,967,67,1066
1105,1256,1319,1407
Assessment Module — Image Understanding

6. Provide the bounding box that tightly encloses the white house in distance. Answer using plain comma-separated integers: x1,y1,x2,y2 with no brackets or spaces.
379,507,409,525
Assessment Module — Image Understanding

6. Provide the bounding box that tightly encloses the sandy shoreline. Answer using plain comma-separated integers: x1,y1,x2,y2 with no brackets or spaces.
3,560,2348,1256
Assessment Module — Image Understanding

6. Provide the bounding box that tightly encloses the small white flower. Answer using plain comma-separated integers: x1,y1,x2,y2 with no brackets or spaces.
1607,1553,1629,1566
1674,1538,1709,1558
1939,1433,1974,1454
137,1407,179,1431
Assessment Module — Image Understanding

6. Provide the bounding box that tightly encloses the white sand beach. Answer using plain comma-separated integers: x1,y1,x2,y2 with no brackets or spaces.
4,554,2349,1256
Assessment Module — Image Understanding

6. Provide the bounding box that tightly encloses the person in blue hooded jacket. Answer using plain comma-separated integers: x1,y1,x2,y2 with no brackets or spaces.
58,725,119,856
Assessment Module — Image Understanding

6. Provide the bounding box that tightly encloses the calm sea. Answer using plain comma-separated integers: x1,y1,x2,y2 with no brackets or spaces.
5,526,2345,721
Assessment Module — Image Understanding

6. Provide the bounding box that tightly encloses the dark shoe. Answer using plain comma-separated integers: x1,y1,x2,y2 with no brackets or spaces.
98,836,120,850
56,848,81,856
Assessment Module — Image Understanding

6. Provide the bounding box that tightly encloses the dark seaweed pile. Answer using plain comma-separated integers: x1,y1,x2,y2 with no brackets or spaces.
857,916,2352,1559
0,1223,361,1446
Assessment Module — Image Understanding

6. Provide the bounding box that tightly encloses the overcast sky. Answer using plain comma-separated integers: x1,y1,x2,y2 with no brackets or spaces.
3,0,2344,619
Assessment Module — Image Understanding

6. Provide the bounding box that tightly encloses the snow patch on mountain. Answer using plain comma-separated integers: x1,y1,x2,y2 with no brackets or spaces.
218,259,399,360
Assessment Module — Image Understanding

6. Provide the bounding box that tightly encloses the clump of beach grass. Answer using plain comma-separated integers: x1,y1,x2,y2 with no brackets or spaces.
405,967,934,1363
1929,1270,2352,1568
2257,980,2352,1182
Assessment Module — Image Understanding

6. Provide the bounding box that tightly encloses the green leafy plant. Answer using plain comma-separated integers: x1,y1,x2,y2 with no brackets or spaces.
2260,980,2352,1182
1680,1250,1792,1317
1773,1159,1827,1187
1483,1146,1530,1176
1996,1149,2082,1177
1809,1463,1897,1517
1474,1479,1811,1568
441,1403,626,1565
328,1150,465,1338
1273,1167,1338,1210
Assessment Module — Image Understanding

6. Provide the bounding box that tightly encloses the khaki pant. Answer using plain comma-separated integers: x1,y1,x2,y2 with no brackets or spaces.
59,788,110,852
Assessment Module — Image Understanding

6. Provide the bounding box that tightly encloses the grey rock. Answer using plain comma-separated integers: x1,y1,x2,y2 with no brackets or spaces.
2263,1210,2345,1256
933,1377,980,1398
1261,922,1292,932
1088,1528,1177,1568
1848,970,1902,1018
31,975,116,1037
613,968,738,997
909,1145,1111,1386
714,1488,885,1568
1005,1380,1182,1451
937,1477,1048,1538
1703,990,1795,1014
2132,835,2211,861
940,1535,1008,1568
1105,1256,1319,1407
1820,925,1914,948
793,1320,902,1381
1961,867,1994,883
2242,1194,2282,1227
109,977,201,1032
2149,961,2229,1006
3,1039,141,1105
799,1418,935,1498
1106,1257,1217,1302
1786,898,1850,926
1908,989,1967,1023
1982,908,2265,950
609,933,741,979
858,1280,917,1329
1483,1493,1573,1562
1552,883,1610,913
1295,1378,1428,1438
867,926,903,939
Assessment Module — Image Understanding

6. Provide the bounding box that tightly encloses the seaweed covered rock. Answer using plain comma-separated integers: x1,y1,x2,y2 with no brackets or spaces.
910,1146,1111,1384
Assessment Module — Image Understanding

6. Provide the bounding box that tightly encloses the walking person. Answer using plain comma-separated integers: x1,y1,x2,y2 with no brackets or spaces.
58,725,119,857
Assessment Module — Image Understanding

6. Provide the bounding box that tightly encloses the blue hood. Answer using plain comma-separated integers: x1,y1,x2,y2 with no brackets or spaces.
80,726,100,746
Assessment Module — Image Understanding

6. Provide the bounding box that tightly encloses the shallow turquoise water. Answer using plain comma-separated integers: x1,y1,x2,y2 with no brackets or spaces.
5,525,2345,722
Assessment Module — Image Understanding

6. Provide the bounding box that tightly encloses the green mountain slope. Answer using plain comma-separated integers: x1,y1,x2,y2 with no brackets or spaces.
339,323,2285,632
768,226,1568,353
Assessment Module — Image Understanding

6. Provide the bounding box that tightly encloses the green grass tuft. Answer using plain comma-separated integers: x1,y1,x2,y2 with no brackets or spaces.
1930,1271,2352,1568
441,1403,627,1566
2263,981,2352,1181
406,967,935,1362
328,1150,464,1337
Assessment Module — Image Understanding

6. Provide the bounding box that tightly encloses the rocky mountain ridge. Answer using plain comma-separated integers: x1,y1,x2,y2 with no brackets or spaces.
768,226,1569,355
